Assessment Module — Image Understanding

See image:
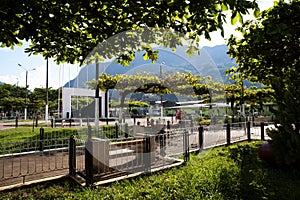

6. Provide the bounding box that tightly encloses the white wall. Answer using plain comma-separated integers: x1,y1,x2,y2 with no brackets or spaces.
62,87,107,118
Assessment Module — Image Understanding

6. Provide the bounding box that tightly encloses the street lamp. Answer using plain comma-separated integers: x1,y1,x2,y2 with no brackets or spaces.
18,64,36,120
45,58,49,123
159,62,165,120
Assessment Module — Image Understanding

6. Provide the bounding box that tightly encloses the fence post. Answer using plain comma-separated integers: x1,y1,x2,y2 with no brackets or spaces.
69,135,76,176
125,123,129,138
85,125,93,186
32,116,35,132
183,130,189,162
186,129,190,161
39,127,44,151
69,118,72,127
226,123,231,146
15,116,18,128
261,122,265,141
115,122,119,138
159,130,166,156
144,136,151,172
198,126,204,151
247,121,251,141
51,118,55,128
166,121,171,138
35,117,39,127
167,121,171,129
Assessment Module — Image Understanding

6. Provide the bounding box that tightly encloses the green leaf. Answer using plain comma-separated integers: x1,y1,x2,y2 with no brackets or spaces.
16,41,23,46
143,52,149,60
231,11,238,25
237,12,243,24
221,3,228,11
195,35,200,43
253,8,260,18
231,11,243,25
231,12,243,25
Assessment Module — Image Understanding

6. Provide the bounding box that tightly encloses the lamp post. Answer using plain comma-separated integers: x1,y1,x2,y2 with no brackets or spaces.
18,64,36,120
95,61,100,132
45,58,49,123
159,62,165,120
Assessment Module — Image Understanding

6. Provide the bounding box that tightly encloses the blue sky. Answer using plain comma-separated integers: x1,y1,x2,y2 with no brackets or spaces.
0,0,274,89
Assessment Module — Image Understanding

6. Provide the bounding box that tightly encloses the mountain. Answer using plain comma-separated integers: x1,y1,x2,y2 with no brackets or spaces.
63,44,236,88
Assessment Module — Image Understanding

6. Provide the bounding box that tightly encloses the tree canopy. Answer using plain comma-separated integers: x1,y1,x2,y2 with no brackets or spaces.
1,0,259,64
227,0,300,86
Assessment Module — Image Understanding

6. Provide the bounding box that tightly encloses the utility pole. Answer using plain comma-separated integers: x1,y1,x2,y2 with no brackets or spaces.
18,64,36,120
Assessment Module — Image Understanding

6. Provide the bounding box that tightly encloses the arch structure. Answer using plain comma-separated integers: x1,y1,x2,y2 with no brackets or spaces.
62,87,107,119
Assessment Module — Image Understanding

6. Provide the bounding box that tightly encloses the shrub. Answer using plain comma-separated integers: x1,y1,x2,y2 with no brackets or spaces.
268,76,300,170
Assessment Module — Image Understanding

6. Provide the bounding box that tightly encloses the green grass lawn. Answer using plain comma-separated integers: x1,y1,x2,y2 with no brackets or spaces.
0,127,77,143
0,125,122,154
0,127,79,154
1,141,300,199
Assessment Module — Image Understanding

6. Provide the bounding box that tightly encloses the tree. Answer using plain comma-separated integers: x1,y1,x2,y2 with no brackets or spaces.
0,84,59,118
30,87,59,113
0,0,259,64
227,0,300,86
87,73,121,118
225,84,241,116
244,87,274,114
227,0,300,169
90,72,210,105
0,84,27,116
225,67,274,116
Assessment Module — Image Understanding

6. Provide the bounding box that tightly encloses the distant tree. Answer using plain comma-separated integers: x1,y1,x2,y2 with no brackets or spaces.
225,67,274,114
29,88,59,113
225,84,241,116
243,87,274,114
0,84,60,117
0,84,27,115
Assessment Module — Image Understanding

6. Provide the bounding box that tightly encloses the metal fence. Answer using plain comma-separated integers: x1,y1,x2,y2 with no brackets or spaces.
0,128,77,155
0,127,79,189
0,148,70,188
0,121,272,189
70,121,272,186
